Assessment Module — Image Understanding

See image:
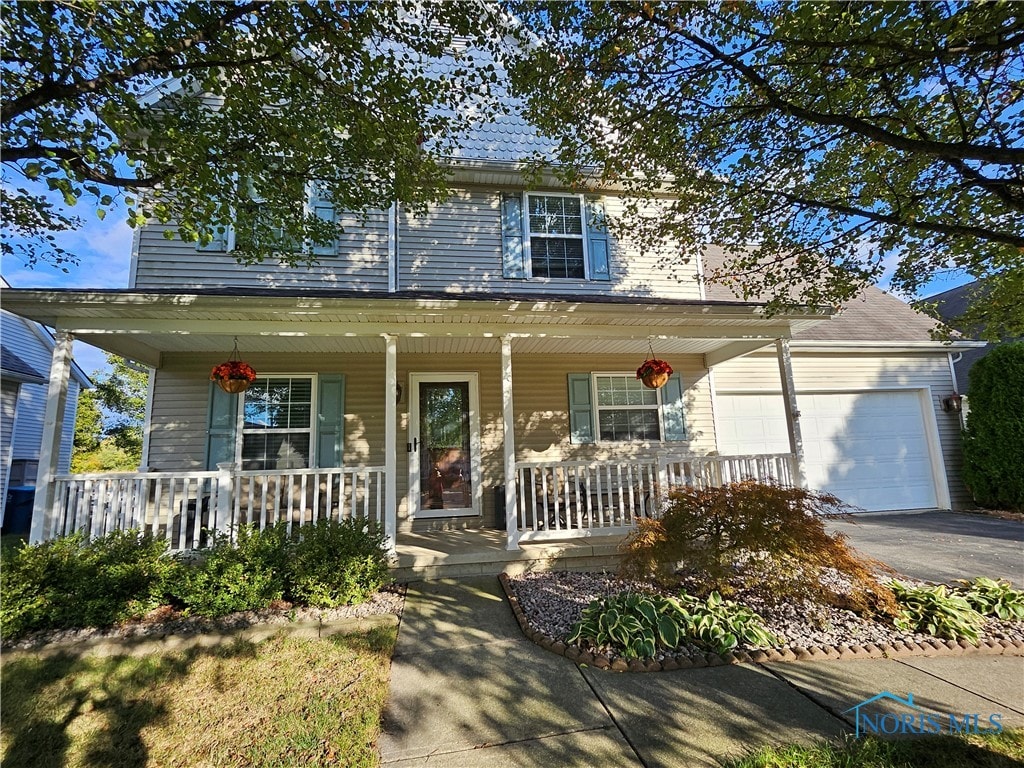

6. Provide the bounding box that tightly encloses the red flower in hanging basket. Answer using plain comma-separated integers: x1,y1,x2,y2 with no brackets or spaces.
210,360,257,383
636,357,673,389
636,358,673,380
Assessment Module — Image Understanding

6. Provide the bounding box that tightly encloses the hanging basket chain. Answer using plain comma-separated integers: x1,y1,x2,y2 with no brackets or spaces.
211,337,258,392
637,339,673,389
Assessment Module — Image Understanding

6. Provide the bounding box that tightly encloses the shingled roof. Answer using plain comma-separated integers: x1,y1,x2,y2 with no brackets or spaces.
701,248,940,342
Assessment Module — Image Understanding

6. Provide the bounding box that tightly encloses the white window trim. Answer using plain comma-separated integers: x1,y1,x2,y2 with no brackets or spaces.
235,373,319,469
591,371,665,445
206,181,329,255
522,191,590,280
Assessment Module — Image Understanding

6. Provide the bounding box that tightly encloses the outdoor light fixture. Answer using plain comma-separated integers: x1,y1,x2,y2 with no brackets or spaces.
941,393,963,413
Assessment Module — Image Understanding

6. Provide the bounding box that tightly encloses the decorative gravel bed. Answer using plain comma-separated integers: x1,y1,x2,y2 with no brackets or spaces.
3,584,406,652
503,571,1024,671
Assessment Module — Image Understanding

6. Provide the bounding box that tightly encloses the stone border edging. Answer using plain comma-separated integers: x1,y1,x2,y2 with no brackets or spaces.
2,614,400,660
497,573,1024,673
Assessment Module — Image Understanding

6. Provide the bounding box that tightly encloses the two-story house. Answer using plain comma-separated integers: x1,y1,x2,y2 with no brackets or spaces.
2,91,981,568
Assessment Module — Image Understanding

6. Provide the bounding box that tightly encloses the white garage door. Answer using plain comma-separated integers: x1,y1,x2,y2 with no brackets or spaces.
716,391,938,511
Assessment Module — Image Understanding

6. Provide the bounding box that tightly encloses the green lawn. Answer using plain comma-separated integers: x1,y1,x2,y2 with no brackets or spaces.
725,730,1024,768
1,627,396,768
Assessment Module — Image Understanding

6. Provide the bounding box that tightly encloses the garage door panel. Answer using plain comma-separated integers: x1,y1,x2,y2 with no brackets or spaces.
716,391,937,511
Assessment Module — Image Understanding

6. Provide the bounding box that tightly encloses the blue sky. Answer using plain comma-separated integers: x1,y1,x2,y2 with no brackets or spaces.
2,205,134,376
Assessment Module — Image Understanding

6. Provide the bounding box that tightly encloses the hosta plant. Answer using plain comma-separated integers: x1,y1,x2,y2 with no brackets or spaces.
676,590,778,655
567,589,777,659
567,591,686,660
955,577,1024,621
890,581,985,644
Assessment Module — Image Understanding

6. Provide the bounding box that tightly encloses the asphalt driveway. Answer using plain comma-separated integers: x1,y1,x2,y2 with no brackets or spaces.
828,510,1023,586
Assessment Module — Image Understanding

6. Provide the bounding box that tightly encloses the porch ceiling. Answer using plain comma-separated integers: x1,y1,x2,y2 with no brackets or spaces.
1,288,831,367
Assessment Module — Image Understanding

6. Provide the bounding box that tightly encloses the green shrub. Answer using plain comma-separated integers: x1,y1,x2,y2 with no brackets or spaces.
0,531,179,640
169,524,289,617
621,480,899,618
961,341,1024,511
891,581,985,644
567,589,776,659
286,519,391,607
955,577,1024,621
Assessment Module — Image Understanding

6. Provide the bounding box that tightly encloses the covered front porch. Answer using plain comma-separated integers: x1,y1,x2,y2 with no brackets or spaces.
2,288,822,558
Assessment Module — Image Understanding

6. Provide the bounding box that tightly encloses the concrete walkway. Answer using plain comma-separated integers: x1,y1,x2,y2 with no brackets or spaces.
381,577,1024,767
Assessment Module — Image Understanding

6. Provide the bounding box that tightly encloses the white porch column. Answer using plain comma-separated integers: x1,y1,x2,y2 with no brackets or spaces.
775,338,806,488
501,335,520,550
383,334,398,555
30,329,74,543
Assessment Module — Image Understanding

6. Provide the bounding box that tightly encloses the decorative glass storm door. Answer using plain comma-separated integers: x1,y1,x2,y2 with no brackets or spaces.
408,373,481,518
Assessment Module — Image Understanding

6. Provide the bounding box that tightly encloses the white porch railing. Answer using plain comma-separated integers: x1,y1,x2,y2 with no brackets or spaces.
514,453,797,542
47,465,387,550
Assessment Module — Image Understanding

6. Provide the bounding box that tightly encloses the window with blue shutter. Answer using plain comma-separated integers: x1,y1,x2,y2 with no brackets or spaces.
585,197,611,281
501,192,527,278
316,374,346,468
567,374,595,444
205,384,238,469
569,372,687,443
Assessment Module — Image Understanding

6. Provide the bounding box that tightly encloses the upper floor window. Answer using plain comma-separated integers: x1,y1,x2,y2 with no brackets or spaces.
527,194,586,279
500,192,610,282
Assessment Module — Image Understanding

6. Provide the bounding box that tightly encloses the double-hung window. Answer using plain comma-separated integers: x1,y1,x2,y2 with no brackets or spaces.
567,371,685,445
526,194,587,279
594,374,662,441
240,376,315,470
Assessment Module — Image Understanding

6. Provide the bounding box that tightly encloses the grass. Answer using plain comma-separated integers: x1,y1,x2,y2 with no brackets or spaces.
0,626,397,768
724,730,1024,768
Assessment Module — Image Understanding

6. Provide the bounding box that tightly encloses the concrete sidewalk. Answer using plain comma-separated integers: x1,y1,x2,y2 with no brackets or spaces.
380,577,1024,767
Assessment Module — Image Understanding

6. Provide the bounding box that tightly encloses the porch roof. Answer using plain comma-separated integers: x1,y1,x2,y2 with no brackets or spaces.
0,287,832,367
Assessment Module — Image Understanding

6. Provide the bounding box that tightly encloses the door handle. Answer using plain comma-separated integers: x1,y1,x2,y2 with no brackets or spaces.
407,438,418,453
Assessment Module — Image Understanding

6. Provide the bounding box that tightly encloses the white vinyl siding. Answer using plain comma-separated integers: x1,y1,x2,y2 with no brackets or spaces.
398,188,702,299
712,351,967,509
132,209,390,290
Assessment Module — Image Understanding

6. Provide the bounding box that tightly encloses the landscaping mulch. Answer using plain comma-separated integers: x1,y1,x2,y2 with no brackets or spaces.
501,571,1024,672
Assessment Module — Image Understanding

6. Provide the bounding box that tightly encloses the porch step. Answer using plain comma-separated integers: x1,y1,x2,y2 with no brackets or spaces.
390,529,625,581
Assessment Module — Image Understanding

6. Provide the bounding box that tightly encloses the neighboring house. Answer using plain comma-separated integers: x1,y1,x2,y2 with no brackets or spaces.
0,282,90,526
1,80,982,552
923,280,1019,395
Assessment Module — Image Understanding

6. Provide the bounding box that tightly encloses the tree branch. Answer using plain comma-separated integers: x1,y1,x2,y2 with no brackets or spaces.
649,15,1024,166
2,144,172,187
2,1,266,122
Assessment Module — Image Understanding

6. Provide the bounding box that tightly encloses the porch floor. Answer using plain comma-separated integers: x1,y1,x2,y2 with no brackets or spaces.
391,529,626,581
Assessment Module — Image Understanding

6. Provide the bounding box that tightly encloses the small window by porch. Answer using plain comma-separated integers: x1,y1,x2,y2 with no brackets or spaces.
241,376,315,470
595,375,661,441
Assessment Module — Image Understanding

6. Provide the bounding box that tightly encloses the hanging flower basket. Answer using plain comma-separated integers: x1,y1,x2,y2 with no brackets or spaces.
636,357,673,389
211,338,257,393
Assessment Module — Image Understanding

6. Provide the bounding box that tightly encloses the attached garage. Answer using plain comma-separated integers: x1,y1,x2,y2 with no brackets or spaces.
715,389,942,511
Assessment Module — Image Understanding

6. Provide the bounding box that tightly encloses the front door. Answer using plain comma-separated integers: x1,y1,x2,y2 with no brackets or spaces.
408,373,481,518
